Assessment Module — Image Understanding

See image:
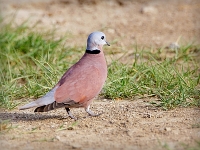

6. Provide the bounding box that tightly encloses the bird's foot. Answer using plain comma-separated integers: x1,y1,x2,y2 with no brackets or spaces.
85,106,103,117
65,107,77,120
87,111,103,117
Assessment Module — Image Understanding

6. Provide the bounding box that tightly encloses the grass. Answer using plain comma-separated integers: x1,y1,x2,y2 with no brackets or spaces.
104,45,200,109
0,20,82,109
0,20,199,110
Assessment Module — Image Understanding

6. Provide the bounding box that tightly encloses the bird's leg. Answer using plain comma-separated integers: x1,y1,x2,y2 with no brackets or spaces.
65,107,76,120
85,105,102,117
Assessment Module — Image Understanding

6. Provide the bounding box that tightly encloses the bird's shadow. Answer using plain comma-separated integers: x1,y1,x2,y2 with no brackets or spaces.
0,111,64,122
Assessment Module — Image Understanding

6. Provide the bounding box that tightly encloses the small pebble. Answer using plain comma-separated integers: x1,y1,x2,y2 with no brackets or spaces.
55,135,61,141
165,127,172,131
168,42,180,50
141,6,158,14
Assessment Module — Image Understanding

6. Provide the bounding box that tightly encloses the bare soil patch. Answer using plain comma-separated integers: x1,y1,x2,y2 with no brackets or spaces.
1,100,200,150
0,0,200,47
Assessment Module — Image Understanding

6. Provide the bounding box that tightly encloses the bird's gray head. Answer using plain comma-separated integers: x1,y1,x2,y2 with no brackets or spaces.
86,31,110,51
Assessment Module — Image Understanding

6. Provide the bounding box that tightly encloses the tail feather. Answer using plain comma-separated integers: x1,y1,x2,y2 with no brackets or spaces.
34,101,65,112
19,101,38,110
34,105,46,112
19,87,57,110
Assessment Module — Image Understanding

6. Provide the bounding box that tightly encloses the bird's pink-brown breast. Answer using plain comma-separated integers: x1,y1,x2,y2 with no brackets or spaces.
54,52,107,107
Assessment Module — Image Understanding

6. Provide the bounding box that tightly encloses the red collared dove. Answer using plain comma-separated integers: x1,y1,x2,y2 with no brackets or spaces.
19,31,110,119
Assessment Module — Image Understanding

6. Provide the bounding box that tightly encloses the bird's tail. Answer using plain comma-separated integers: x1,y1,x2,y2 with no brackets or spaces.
19,87,57,110
19,101,39,110
34,101,65,112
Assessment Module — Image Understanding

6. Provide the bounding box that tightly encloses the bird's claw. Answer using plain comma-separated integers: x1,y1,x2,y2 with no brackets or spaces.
87,111,104,117
65,107,77,120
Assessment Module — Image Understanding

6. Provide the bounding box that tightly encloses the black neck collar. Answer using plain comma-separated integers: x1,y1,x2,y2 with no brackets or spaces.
86,49,100,54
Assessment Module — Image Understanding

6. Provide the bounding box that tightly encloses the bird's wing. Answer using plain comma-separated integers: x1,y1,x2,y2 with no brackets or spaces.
54,63,103,105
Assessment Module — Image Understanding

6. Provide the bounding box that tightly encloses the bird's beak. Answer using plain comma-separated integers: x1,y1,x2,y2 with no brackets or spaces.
106,41,110,46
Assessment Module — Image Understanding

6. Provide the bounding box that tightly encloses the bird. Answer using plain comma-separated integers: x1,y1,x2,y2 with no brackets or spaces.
19,31,110,119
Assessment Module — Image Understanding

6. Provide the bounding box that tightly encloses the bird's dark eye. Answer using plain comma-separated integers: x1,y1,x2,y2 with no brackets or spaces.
101,36,104,40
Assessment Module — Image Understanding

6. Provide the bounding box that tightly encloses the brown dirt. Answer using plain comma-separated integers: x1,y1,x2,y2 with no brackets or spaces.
1,100,200,150
0,0,200,150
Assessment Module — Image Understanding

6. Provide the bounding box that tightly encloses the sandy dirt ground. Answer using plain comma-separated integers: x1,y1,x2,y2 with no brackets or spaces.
0,0,200,150
0,100,200,150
